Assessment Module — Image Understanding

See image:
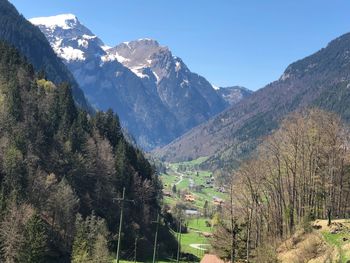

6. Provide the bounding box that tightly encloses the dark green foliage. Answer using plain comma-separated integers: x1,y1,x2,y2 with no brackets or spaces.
57,83,78,132
94,109,121,149
2,145,26,197
7,79,22,121
20,213,48,263
0,41,175,261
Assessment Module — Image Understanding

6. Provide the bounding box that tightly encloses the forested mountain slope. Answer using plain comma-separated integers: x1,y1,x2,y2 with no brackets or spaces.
0,0,90,111
156,32,350,170
0,41,175,262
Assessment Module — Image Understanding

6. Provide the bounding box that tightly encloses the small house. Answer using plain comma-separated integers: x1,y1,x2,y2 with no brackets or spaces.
185,194,195,202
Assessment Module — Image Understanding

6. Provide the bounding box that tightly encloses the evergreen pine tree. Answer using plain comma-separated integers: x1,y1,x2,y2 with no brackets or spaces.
20,213,48,263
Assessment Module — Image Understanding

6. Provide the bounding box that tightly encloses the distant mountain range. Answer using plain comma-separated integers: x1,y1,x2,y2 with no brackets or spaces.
155,32,350,170
29,14,251,149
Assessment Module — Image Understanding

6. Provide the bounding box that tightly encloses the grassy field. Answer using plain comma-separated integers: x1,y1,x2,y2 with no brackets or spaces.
168,218,212,257
187,218,212,233
178,230,208,256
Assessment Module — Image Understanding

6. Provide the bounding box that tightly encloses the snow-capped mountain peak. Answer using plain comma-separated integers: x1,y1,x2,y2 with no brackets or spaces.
30,14,104,62
30,13,78,30
104,38,165,80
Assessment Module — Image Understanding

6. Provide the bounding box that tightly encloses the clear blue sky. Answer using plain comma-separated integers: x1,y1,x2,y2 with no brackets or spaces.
9,0,350,91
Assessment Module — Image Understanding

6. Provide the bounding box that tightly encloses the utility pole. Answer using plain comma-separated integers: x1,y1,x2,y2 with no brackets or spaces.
152,213,160,263
116,187,125,263
176,218,182,263
134,235,138,263
115,187,134,263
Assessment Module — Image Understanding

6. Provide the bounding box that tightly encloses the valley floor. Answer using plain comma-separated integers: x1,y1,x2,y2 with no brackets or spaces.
159,158,227,262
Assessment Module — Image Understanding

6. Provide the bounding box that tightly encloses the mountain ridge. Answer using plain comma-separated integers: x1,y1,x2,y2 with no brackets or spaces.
155,31,350,170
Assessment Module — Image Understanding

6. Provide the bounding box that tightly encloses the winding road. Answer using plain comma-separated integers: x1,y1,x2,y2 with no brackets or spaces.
189,244,209,251
174,170,185,185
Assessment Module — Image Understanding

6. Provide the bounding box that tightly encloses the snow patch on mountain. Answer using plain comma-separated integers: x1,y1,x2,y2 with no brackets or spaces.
101,52,129,63
211,84,220,90
77,35,97,48
181,79,189,88
101,45,112,51
52,37,63,50
130,66,149,79
59,46,85,61
77,39,88,48
82,34,96,40
175,61,181,72
153,71,160,82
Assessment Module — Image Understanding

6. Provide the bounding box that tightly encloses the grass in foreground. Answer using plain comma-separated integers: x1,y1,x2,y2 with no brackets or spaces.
322,231,350,262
